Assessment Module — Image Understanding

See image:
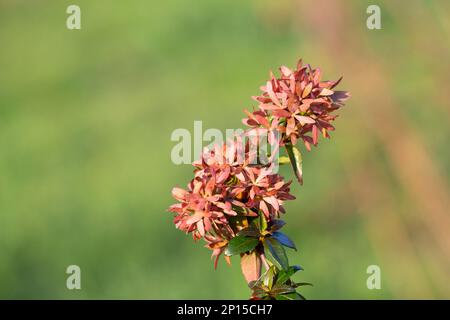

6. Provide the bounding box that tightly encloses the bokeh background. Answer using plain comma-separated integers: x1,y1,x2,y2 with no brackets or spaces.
1,0,449,299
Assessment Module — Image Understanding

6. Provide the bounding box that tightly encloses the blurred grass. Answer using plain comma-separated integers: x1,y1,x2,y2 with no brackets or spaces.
0,0,449,299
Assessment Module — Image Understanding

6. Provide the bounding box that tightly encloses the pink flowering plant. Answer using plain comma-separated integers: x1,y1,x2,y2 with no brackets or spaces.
168,59,349,300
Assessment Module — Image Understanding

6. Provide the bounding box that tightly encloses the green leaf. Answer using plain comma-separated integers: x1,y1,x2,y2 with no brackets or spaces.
251,212,268,232
293,282,313,288
259,211,268,232
263,266,276,290
237,225,260,238
225,235,259,256
231,205,247,215
248,280,259,289
270,219,286,231
297,292,306,300
278,156,290,165
251,287,267,298
270,284,296,295
263,237,289,270
285,144,303,185
275,292,305,300
275,265,303,285
272,231,297,250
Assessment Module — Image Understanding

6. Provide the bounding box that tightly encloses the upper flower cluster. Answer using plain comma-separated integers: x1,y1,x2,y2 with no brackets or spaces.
243,60,349,150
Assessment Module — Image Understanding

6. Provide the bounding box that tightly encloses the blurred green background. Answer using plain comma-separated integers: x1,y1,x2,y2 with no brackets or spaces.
1,0,449,299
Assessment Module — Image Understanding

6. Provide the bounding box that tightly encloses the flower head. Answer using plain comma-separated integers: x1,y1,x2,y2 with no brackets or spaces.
243,59,349,150
167,58,350,298
168,135,295,267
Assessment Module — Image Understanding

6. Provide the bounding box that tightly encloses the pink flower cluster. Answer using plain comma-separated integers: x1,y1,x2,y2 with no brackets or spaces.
243,60,349,150
168,59,349,291
168,137,295,267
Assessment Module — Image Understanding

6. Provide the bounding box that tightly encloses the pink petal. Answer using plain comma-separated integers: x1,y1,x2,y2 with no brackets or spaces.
312,125,319,145
205,177,216,195
186,211,203,225
172,187,187,201
259,103,283,111
286,117,296,137
299,99,313,112
272,109,291,118
264,196,279,211
260,201,270,218
280,65,293,76
197,220,205,236
313,68,321,85
330,76,343,89
266,81,281,107
302,83,313,98
254,114,270,128
216,167,230,184
319,88,334,96
203,217,211,232
294,115,316,125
